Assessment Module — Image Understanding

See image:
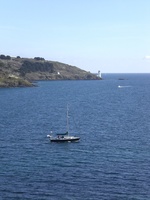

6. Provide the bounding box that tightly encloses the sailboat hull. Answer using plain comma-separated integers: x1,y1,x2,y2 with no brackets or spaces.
50,136,80,142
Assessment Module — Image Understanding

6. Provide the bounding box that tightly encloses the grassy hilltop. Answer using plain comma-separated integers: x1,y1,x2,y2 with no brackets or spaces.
0,55,100,87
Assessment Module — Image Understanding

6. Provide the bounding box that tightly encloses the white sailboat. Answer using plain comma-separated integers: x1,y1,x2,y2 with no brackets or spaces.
47,105,80,142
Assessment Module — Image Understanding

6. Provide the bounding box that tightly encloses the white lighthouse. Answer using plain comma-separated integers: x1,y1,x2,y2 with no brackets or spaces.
97,70,102,78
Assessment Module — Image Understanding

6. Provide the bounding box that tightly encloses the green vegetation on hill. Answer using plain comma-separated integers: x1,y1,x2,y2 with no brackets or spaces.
0,75,33,87
0,54,101,87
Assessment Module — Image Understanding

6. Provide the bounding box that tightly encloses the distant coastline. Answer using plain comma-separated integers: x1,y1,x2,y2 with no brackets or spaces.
0,55,101,88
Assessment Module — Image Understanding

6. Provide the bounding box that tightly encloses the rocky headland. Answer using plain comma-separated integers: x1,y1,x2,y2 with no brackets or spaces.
0,55,101,87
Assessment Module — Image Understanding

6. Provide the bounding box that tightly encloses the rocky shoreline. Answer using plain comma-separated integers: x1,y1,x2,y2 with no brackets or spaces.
0,76,34,88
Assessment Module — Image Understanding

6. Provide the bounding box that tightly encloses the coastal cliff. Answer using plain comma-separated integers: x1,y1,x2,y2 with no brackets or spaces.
0,56,100,87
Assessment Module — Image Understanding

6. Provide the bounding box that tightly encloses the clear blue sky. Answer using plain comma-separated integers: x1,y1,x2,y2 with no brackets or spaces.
1,0,150,73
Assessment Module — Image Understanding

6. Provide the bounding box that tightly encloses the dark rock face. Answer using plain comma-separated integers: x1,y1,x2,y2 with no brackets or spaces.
20,60,54,75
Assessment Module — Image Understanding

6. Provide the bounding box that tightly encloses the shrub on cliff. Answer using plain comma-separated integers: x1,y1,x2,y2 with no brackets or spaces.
0,54,11,60
34,57,45,61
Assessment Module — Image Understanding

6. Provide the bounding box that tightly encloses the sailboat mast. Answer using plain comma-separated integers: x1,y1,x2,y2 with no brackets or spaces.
66,104,69,134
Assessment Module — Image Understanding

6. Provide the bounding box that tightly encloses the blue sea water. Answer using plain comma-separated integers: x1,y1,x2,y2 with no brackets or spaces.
0,73,150,200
